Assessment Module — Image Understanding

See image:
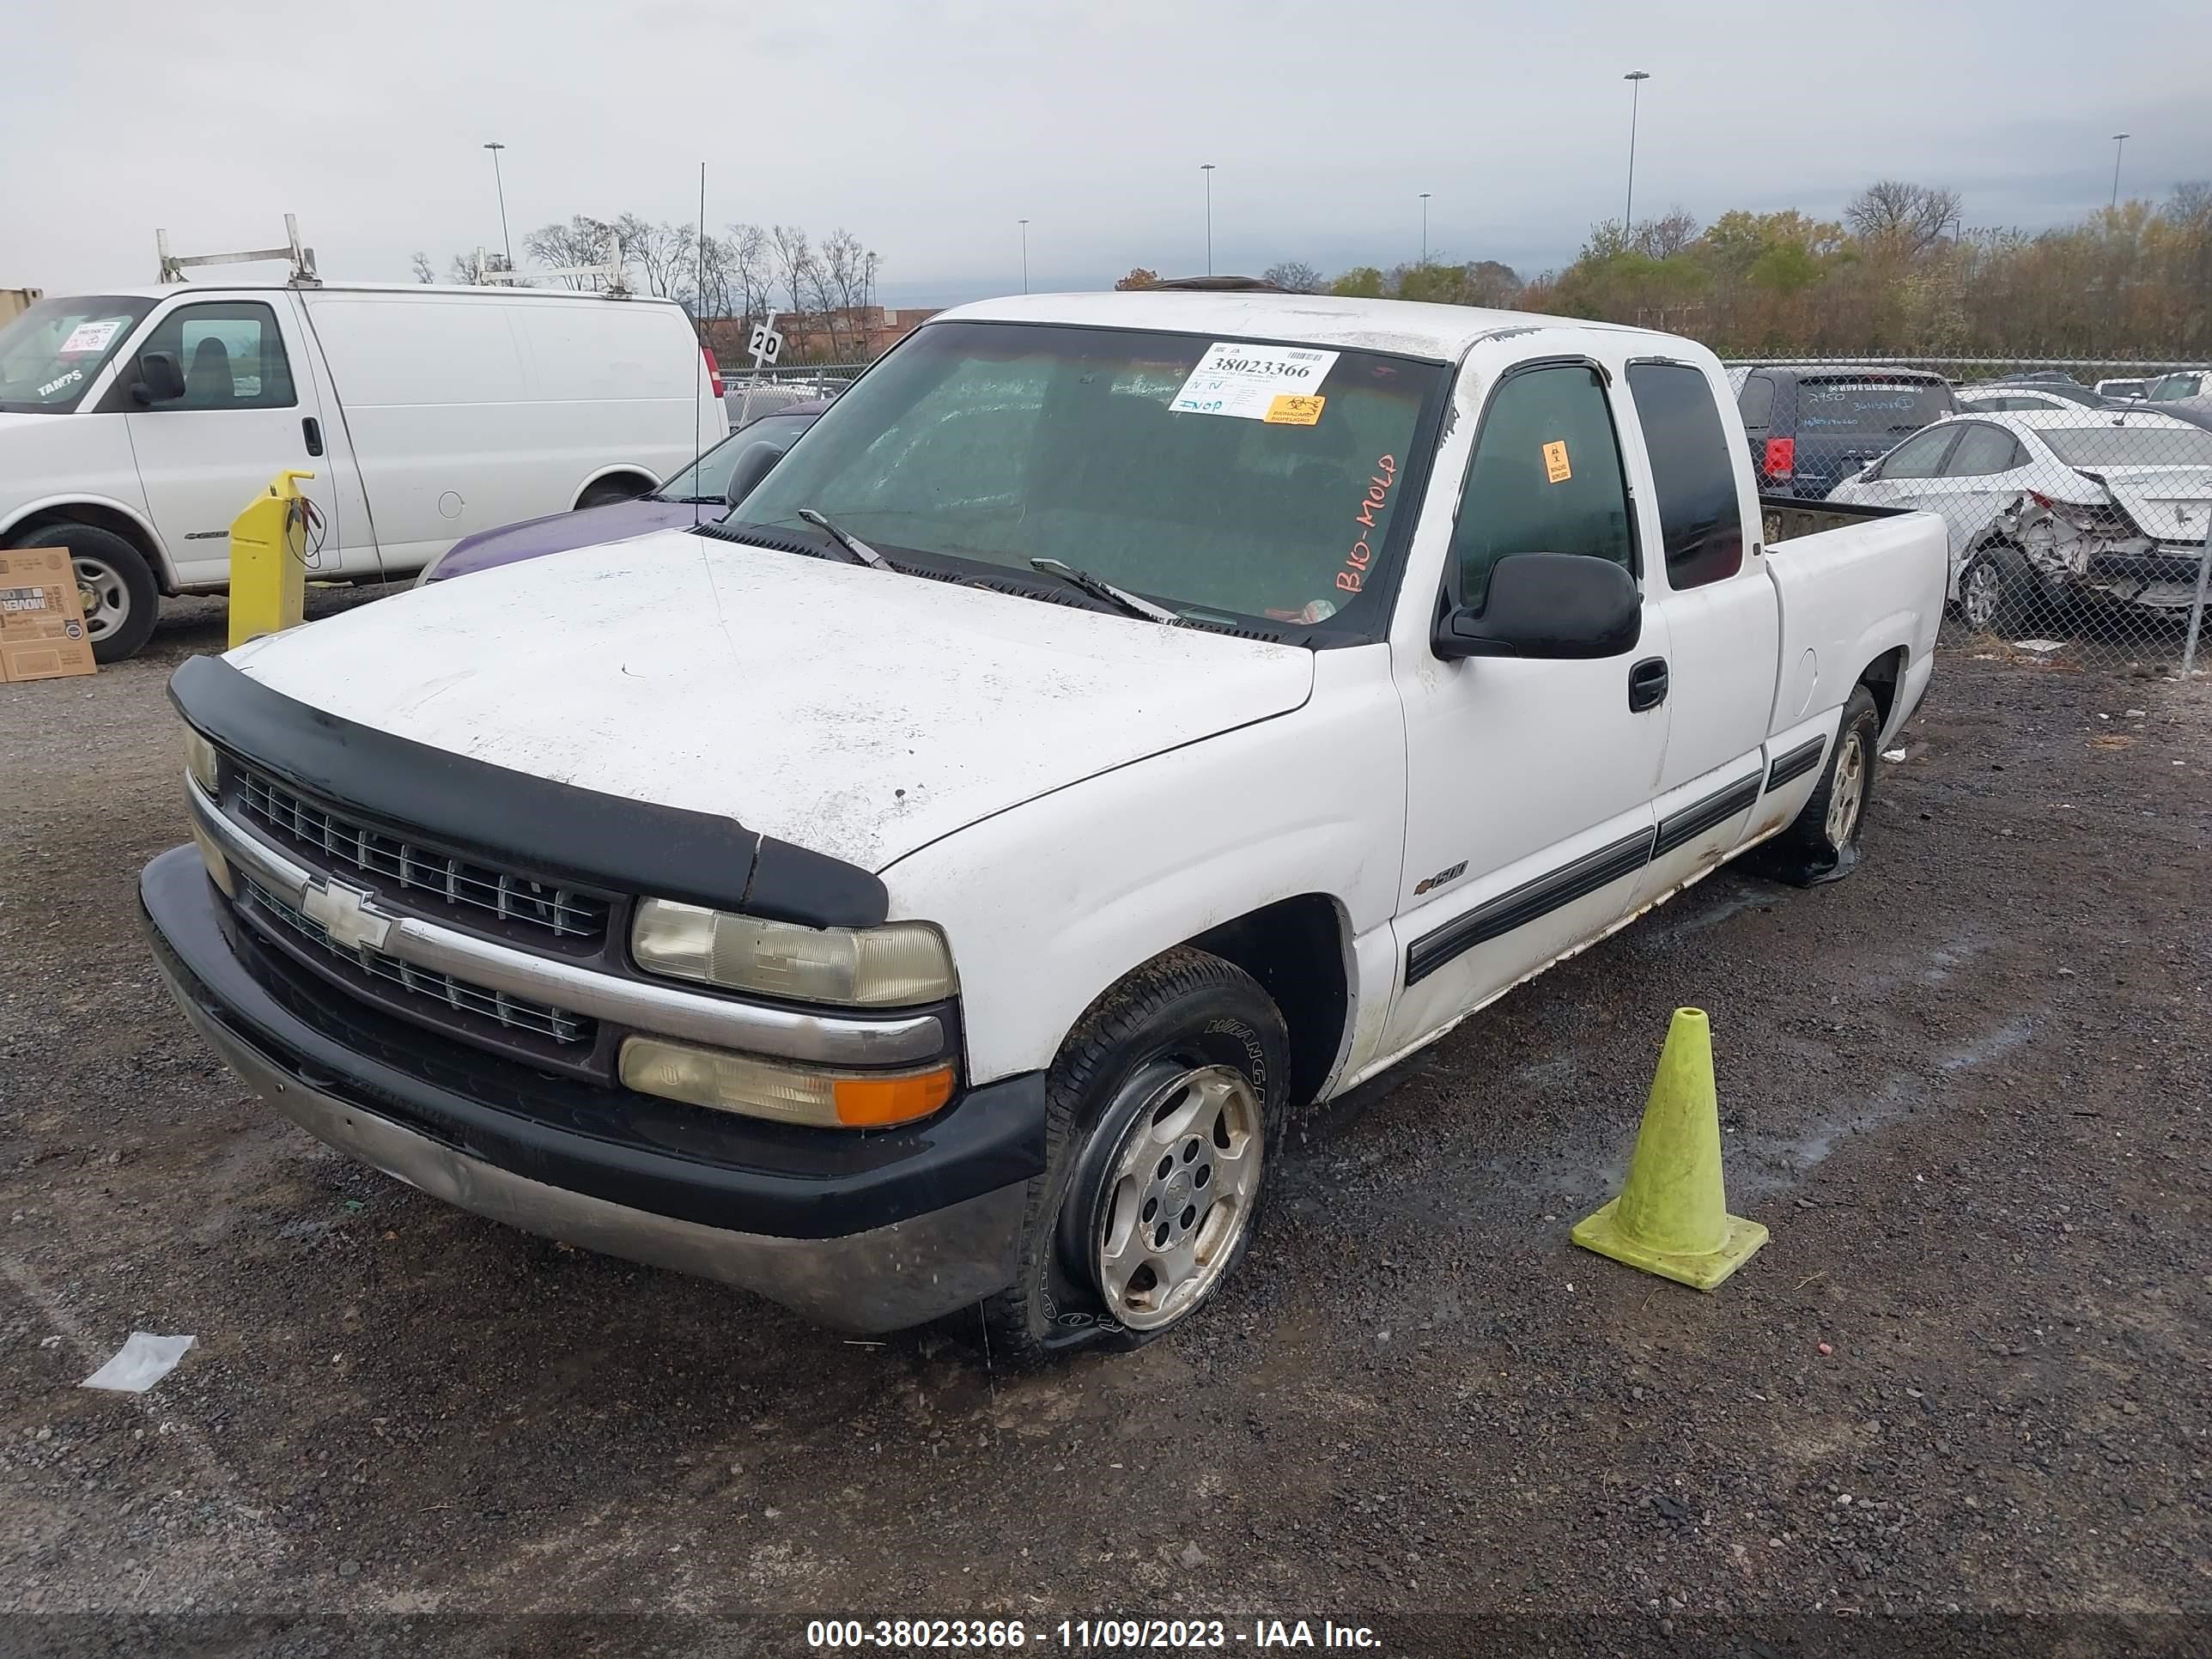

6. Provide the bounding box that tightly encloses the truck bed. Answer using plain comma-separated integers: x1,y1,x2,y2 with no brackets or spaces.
1760,493,1908,550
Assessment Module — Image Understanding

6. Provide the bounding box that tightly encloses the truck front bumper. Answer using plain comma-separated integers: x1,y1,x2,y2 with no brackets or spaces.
142,847,1044,1334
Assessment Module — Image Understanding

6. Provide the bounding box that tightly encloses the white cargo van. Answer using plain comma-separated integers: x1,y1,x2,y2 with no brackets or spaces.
0,283,728,659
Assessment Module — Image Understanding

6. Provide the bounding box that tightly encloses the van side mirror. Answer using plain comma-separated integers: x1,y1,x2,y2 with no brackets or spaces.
1432,551,1643,662
721,440,785,508
131,351,185,406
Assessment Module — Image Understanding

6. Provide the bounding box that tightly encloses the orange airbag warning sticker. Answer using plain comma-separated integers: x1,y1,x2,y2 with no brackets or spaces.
1266,394,1326,425
1543,441,1572,483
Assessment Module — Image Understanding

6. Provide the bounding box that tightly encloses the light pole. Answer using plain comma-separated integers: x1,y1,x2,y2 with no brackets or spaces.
1622,71,1650,232
2110,132,2130,209
1419,192,1432,264
483,142,512,270
1200,163,1216,275
1018,218,1030,294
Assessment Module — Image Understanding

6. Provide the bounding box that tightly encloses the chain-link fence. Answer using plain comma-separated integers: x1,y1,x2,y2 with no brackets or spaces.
1723,357,2212,674
722,362,869,428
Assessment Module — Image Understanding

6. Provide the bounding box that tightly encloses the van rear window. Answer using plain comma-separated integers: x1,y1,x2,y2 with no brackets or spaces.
1796,381,1953,438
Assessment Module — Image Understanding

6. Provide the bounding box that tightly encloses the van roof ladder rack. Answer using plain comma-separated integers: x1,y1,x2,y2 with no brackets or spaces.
156,216,319,286
470,231,630,297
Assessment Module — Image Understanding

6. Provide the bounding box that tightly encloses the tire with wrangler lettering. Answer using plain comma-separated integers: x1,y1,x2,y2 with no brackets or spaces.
964,948,1288,1367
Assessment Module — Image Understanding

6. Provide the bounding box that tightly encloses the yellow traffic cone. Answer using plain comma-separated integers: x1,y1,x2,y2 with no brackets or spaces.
1571,1007,1768,1291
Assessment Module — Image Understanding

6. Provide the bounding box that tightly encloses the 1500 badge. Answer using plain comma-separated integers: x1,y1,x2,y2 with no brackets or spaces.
1414,860,1468,896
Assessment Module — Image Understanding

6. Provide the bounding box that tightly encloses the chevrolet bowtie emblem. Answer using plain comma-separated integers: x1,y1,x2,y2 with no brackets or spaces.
301,878,395,953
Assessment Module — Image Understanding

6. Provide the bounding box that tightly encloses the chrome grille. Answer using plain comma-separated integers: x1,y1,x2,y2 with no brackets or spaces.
237,769,606,942
245,880,596,1047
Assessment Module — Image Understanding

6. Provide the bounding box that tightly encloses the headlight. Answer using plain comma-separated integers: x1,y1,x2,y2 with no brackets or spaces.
184,726,219,793
619,1036,956,1128
631,900,957,1006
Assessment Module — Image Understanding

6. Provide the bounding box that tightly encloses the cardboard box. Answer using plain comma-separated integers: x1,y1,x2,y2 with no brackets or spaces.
0,546,98,683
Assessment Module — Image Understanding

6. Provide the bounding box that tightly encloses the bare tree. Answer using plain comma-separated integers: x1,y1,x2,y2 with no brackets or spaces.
616,215,696,300
1844,180,1962,258
724,223,775,325
1632,208,1700,259
1261,260,1323,293
770,225,813,318
526,215,617,289
817,228,873,356
410,252,436,284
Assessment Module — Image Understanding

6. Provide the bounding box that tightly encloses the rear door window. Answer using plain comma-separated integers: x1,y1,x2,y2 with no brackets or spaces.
1627,362,1743,590
1877,426,1960,479
1943,425,2027,477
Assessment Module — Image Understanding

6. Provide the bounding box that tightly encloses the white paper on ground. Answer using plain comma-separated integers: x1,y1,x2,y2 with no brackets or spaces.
1170,342,1339,421
80,1332,197,1393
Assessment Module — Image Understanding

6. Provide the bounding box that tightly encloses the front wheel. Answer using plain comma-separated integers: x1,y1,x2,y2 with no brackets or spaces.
968,948,1288,1366
8,523,161,663
1747,684,1881,888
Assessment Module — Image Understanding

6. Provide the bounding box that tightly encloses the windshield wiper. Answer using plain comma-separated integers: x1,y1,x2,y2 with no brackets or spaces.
1028,558,1181,624
798,507,888,568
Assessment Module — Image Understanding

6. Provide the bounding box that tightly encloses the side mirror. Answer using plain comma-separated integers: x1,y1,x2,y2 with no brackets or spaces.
131,351,185,406
722,441,785,508
1432,551,1643,662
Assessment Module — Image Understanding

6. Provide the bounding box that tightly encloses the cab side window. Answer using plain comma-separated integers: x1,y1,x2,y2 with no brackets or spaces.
1628,362,1744,589
1449,364,1635,610
135,302,296,410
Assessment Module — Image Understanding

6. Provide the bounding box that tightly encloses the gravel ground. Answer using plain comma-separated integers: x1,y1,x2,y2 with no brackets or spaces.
2,597,2208,1657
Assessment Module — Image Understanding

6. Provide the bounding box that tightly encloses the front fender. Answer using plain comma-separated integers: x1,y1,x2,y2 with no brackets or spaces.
879,645,1407,1087
3,493,173,583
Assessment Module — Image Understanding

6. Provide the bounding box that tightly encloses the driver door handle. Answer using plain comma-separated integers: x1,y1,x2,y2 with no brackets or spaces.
1628,656,1668,713
301,416,325,457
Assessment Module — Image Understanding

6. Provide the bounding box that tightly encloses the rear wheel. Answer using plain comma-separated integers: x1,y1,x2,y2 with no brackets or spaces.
967,948,1287,1367
8,523,160,663
1957,543,2054,635
1747,684,1881,888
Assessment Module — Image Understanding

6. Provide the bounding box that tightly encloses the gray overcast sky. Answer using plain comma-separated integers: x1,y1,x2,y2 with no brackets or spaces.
6,0,2207,307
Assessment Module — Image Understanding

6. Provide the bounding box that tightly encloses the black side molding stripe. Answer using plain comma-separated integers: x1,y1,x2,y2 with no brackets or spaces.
1406,826,1656,988
1652,774,1763,859
168,654,889,929
1765,735,1826,793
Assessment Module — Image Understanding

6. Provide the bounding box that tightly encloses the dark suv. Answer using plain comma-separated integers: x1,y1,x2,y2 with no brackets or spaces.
1735,366,1957,499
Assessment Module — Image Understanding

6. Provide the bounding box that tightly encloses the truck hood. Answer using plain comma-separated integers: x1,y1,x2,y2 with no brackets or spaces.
226,531,1314,873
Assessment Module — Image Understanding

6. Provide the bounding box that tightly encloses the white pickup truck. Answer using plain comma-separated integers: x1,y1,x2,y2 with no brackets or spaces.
144,290,1944,1362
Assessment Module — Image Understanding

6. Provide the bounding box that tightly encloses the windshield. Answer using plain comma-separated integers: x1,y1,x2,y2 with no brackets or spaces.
0,295,155,413
2043,424,2212,469
731,320,1445,635
655,413,816,501
1796,380,1954,437
2145,373,2207,402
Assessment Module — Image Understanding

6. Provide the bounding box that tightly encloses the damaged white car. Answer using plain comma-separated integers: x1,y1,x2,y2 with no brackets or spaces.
1829,409,2212,631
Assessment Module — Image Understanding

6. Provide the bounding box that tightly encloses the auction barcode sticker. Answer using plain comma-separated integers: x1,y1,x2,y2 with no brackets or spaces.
1171,343,1340,422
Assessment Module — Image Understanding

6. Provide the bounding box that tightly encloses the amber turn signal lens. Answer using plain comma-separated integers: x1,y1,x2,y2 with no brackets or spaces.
830,1066,957,1127
620,1036,956,1130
